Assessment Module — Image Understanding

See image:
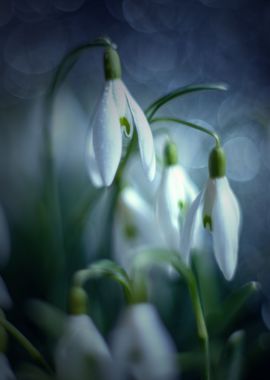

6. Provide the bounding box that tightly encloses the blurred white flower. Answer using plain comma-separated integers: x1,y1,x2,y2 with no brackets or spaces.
86,47,156,187
113,186,165,269
181,147,241,280
55,315,113,380
0,353,15,380
156,142,198,251
110,303,179,380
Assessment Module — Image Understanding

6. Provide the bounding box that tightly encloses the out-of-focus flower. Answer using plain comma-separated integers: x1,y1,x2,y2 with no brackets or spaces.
113,186,165,269
55,315,113,380
181,146,241,280
86,47,156,187
0,353,16,380
110,303,179,380
55,288,113,380
156,141,197,251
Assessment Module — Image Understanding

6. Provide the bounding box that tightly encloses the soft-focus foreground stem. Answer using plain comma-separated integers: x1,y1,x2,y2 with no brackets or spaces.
0,315,52,374
187,273,211,380
172,258,211,380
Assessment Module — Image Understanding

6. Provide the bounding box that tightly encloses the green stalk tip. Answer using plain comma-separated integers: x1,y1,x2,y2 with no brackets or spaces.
164,141,178,166
69,286,88,315
208,146,226,178
104,47,122,80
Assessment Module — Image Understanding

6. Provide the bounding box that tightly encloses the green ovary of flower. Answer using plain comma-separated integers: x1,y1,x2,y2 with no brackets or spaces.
203,214,213,231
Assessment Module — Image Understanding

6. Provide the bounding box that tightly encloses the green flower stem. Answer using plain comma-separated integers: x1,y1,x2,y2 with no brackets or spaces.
150,116,221,147
72,260,133,304
172,259,211,380
145,83,228,121
132,249,211,380
42,37,114,304
0,316,52,374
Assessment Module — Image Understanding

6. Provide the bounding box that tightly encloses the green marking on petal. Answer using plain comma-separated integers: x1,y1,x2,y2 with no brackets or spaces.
120,117,132,137
203,215,212,231
178,200,186,211
124,224,138,239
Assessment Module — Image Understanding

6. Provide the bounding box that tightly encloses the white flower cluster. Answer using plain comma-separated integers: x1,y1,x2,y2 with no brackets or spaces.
86,46,241,282
55,303,178,380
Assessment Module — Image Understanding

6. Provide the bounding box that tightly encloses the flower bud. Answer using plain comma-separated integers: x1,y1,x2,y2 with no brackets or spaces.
164,141,178,166
104,47,122,80
208,146,226,178
68,286,88,315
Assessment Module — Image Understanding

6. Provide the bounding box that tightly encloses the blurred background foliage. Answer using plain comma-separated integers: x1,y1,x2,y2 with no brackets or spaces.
0,0,270,379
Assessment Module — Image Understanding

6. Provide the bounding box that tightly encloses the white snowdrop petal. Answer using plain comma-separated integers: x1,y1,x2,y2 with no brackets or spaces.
55,315,112,380
180,192,203,264
111,79,134,138
111,79,128,119
180,167,199,204
85,129,104,187
203,179,217,221
124,86,156,181
111,304,178,380
212,177,241,280
156,166,185,251
113,187,165,269
92,82,122,186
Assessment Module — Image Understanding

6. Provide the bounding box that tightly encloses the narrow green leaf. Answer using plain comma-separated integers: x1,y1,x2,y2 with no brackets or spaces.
0,315,52,374
27,300,66,339
208,282,261,334
218,330,245,380
18,364,56,380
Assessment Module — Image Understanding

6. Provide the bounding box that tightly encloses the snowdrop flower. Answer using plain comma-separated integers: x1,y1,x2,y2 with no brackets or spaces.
181,146,241,280
55,287,113,380
86,46,156,187
156,141,198,251
113,186,165,269
110,303,178,380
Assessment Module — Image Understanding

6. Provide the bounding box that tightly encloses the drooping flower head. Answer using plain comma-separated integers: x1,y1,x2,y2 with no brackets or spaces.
113,186,165,270
86,46,156,187
156,141,198,251
181,146,241,280
55,287,113,380
110,303,179,380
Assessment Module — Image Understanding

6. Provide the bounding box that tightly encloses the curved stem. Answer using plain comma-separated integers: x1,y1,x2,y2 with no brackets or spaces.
0,316,52,374
72,262,133,304
48,37,113,96
151,116,221,147
145,83,228,121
